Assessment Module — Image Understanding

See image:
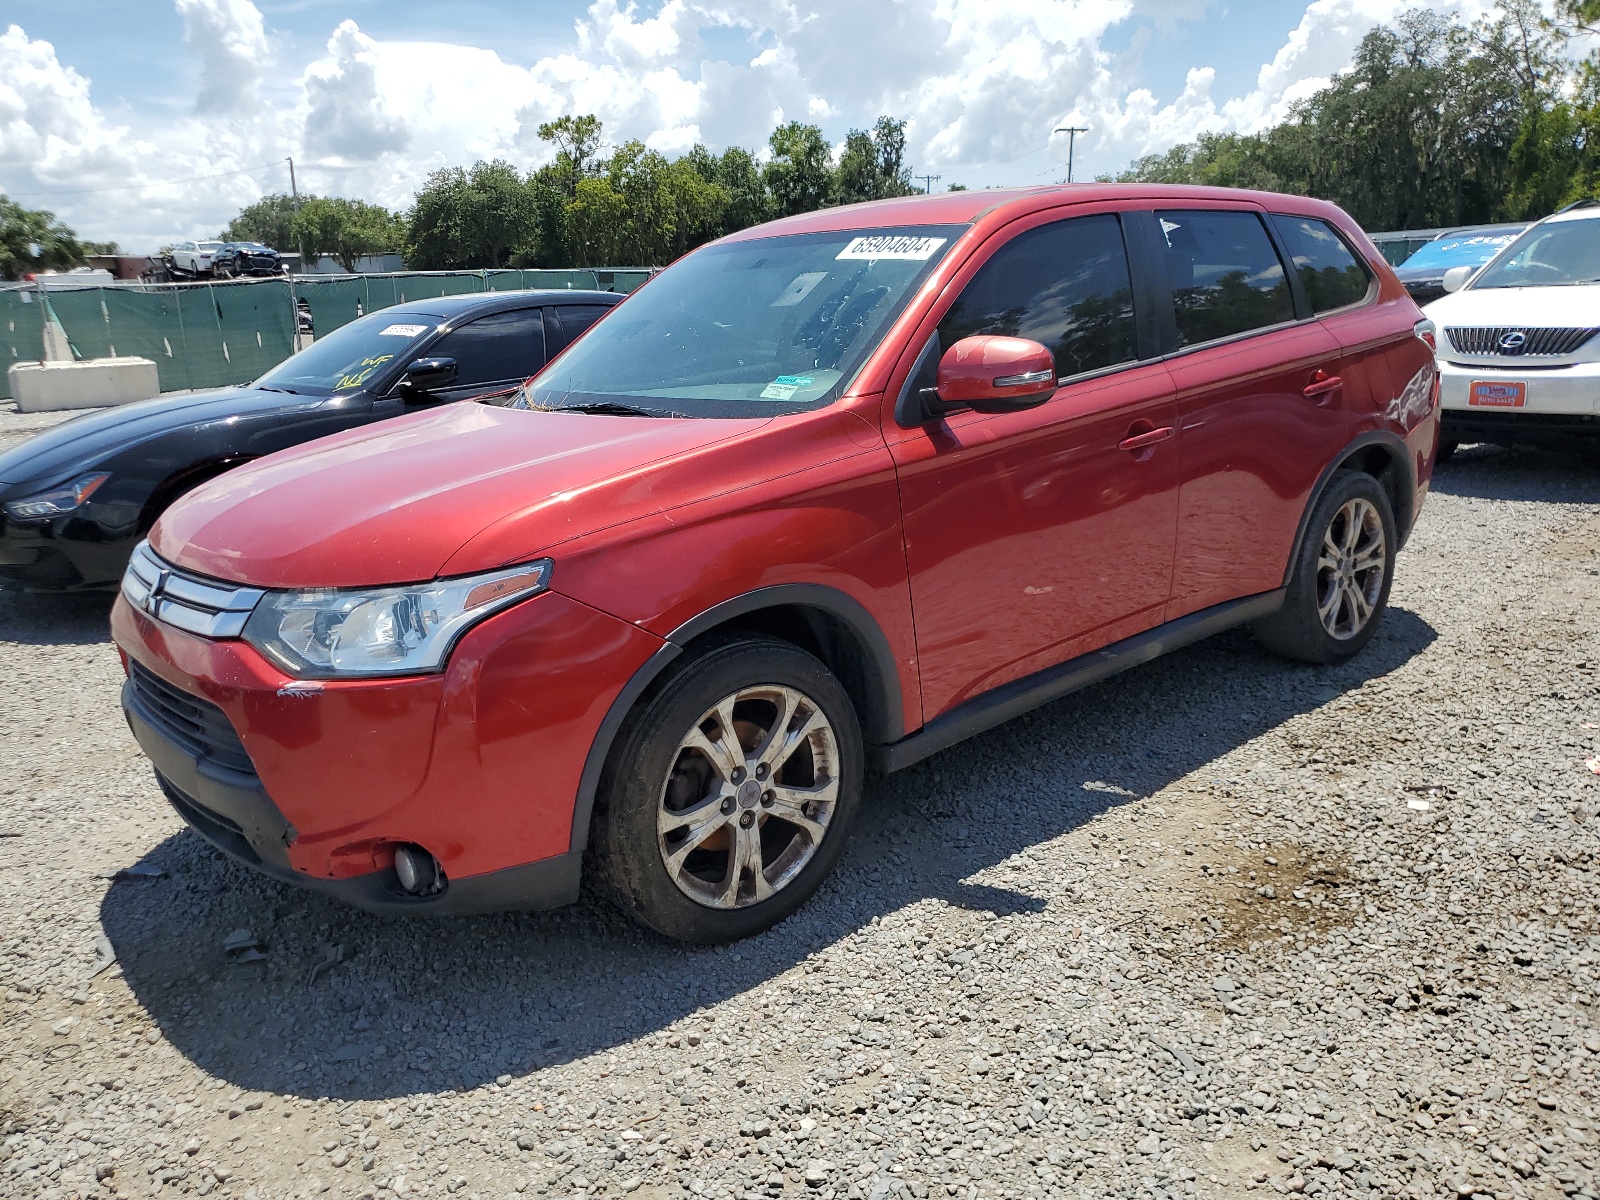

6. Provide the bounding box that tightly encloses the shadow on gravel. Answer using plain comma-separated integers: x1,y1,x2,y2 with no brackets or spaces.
0,589,114,645
99,607,1436,1102
1429,441,1600,503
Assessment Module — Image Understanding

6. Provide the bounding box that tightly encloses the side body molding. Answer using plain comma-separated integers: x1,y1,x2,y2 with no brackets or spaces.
565,583,906,856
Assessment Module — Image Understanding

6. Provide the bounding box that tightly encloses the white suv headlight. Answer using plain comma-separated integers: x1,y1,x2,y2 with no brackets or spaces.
241,560,551,679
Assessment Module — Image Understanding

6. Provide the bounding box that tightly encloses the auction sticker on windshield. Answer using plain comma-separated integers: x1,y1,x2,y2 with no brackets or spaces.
1468,381,1526,407
379,324,429,338
836,236,947,261
760,375,816,400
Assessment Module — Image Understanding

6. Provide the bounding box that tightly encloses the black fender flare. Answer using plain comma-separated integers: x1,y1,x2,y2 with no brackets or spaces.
566,583,905,856
1282,430,1416,588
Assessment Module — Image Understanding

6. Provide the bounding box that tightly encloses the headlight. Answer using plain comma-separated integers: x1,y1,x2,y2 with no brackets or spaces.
241,560,552,678
4,472,109,521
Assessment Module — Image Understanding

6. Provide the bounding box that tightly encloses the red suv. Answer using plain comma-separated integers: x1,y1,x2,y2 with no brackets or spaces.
112,185,1438,942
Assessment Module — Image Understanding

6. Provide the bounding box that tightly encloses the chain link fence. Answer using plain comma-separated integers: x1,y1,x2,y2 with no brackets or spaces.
0,268,651,401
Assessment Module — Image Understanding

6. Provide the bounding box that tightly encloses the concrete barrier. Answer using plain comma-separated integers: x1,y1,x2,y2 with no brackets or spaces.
8,357,161,412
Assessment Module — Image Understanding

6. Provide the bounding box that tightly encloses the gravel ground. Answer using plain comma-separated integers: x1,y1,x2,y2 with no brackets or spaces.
3,405,1600,1200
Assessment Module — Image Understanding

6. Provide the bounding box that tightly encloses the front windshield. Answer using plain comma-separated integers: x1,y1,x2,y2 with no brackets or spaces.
254,309,441,396
1471,219,1600,288
1402,230,1520,271
523,225,965,416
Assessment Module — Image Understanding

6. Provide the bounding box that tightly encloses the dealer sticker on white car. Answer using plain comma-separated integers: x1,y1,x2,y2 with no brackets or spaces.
1468,381,1526,407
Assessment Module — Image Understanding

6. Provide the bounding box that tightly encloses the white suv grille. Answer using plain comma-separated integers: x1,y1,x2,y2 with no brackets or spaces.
1444,326,1599,357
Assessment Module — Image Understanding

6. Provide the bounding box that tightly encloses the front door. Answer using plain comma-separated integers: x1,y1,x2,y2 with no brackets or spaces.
887,211,1182,721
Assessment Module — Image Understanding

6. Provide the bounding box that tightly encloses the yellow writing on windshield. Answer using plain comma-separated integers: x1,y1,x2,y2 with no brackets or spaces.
333,354,395,391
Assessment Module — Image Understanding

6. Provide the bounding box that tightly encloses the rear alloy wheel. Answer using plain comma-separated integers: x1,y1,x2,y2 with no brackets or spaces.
1254,469,1396,664
594,639,862,942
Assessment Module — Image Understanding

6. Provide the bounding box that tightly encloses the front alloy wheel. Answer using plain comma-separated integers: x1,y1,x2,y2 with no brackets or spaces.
594,638,863,942
658,684,840,909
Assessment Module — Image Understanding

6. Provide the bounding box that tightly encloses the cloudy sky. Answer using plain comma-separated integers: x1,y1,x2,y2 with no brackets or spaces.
1,0,1494,253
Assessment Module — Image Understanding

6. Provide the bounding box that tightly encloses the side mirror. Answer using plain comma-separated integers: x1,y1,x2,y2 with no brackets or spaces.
1441,265,1473,294
934,335,1057,415
401,356,458,401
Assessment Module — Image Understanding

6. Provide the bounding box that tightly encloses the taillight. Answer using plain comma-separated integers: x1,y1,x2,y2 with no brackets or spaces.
1414,318,1437,351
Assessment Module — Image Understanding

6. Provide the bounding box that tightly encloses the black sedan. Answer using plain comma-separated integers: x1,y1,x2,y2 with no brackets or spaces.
0,290,622,591
211,242,284,278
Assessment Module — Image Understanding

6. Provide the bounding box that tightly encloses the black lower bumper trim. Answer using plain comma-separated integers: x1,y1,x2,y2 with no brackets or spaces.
124,678,583,916
1442,409,1600,445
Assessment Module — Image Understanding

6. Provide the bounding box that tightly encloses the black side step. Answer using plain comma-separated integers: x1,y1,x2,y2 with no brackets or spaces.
871,588,1286,773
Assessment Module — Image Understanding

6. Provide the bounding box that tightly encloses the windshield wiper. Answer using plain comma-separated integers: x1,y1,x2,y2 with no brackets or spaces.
256,385,301,394
544,401,671,417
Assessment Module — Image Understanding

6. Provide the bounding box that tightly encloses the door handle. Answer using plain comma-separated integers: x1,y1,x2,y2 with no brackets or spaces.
1118,425,1175,453
1303,371,1343,402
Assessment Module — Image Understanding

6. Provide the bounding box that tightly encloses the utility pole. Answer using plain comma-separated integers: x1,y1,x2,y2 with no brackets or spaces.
915,172,941,194
287,157,305,274
1052,126,1089,183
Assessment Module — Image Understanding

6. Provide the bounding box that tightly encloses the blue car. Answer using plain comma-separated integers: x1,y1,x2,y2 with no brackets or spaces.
1394,224,1527,303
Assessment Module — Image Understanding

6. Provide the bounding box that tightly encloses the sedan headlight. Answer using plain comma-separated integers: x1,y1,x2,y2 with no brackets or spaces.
4,472,109,521
241,560,552,678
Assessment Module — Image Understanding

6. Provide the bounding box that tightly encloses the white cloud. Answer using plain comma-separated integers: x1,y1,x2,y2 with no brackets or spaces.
0,0,1542,251
175,0,269,114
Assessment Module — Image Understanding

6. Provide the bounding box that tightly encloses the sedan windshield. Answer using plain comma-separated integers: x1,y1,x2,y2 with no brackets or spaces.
523,226,965,416
253,310,441,396
1401,229,1522,271
1471,219,1600,288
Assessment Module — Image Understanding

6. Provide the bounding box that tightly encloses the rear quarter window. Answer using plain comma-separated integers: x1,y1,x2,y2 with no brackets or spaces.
1272,215,1374,313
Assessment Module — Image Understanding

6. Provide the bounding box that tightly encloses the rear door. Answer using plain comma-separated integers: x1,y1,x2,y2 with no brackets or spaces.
888,208,1181,720
1140,206,1347,618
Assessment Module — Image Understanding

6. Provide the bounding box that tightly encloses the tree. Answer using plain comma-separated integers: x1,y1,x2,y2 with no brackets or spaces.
537,114,605,198
406,162,541,270
764,122,833,217
835,116,915,204
0,196,86,280
292,197,404,272
221,193,308,250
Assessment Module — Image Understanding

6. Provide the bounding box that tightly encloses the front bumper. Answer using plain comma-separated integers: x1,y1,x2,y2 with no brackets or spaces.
111,585,665,915
0,512,131,591
1437,357,1600,417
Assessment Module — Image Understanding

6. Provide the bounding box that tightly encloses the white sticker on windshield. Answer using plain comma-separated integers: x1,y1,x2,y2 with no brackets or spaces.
760,375,815,400
771,271,828,307
836,236,946,261
379,323,429,337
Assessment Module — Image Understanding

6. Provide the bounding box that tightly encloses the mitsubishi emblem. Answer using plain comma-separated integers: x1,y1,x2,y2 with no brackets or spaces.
143,568,168,615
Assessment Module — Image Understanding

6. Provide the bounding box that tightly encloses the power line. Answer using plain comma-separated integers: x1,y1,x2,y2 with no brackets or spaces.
4,159,293,200
915,172,942,194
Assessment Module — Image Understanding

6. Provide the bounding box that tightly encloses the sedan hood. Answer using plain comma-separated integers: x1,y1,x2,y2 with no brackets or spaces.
1423,282,1600,327
152,403,767,588
0,386,320,489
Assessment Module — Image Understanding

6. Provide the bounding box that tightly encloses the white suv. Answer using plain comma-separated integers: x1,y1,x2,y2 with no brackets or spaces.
1424,202,1600,456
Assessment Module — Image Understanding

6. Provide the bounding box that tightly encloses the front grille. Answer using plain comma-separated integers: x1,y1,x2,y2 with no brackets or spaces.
129,660,256,776
121,541,265,639
1444,326,1599,357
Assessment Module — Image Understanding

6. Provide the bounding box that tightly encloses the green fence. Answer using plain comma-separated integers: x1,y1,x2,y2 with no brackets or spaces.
1,268,651,400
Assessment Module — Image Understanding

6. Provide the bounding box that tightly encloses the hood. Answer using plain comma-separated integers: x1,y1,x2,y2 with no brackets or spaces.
152,402,768,588
1423,282,1600,327
0,386,320,489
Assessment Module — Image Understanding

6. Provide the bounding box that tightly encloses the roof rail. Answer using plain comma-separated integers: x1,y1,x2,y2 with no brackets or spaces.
1555,198,1600,213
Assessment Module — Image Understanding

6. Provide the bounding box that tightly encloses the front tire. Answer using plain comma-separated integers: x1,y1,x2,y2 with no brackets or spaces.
1253,470,1396,664
593,638,864,943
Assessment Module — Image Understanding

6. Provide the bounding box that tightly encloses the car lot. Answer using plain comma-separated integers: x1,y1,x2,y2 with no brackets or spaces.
2,403,1599,1200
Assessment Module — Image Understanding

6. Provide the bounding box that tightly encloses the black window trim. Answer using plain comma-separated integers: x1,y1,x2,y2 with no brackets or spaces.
1131,208,1321,362
1267,212,1379,318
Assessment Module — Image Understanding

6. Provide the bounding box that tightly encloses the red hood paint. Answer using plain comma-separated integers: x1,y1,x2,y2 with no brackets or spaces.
152,403,767,588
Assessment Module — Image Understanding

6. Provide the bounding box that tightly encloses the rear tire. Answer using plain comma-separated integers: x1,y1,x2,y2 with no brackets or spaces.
1253,470,1396,664
592,637,863,943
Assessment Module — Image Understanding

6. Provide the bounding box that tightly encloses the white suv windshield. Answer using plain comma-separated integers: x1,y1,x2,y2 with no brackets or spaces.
1471,218,1600,288
523,226,964,417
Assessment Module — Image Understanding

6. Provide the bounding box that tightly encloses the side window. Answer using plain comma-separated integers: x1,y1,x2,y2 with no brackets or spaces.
555,304,612,345
427,308,546,388
1272,215,1373,313
1154,210,1294,347
938,213,1139,380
